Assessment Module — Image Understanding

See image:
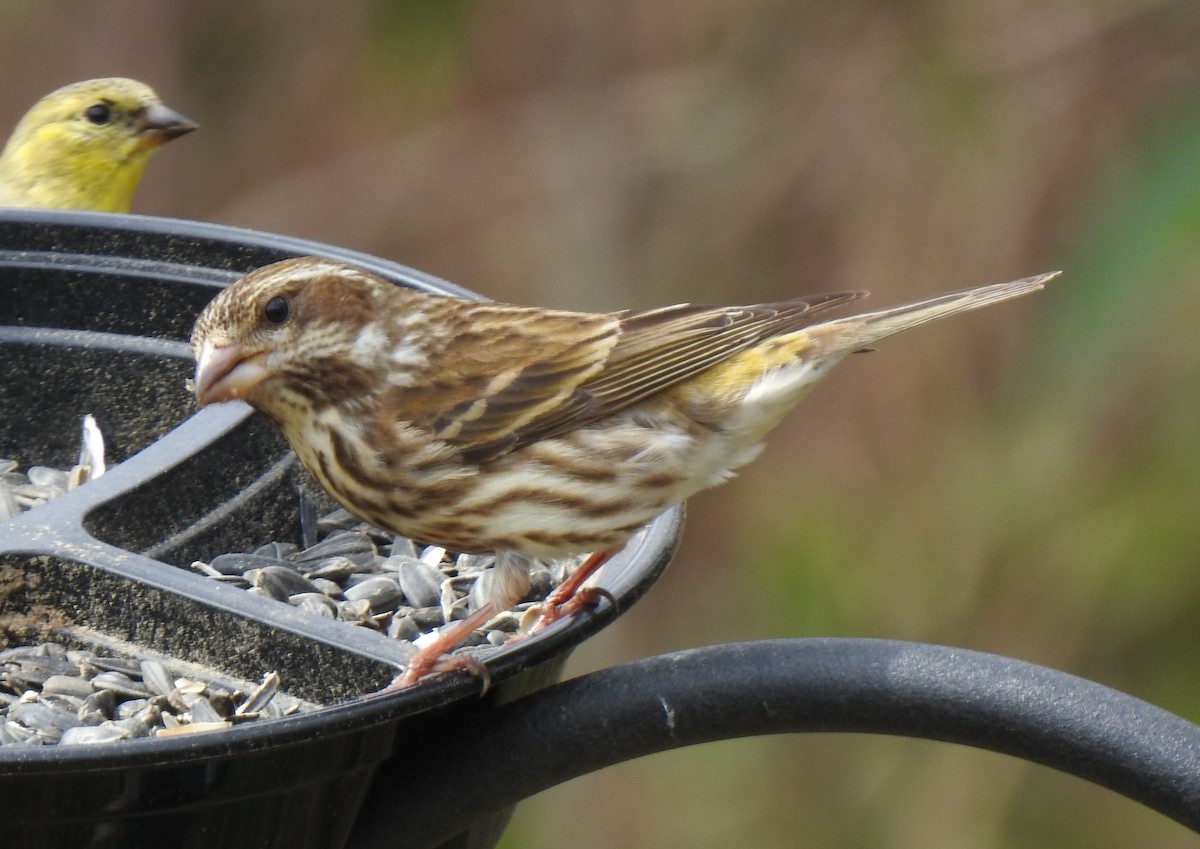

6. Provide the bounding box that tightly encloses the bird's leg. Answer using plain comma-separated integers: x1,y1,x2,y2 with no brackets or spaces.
383,548,620,692
384,601,500,692
383,552,534,692
526,547,621,635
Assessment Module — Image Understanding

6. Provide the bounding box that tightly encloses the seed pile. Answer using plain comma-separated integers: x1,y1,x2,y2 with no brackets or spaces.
0,642,300,747
1,416,105,521
191,508,573,656
0,459,73,520
4,429,594,744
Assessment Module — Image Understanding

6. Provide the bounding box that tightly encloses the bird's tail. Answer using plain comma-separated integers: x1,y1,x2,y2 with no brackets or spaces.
808,272,1059,357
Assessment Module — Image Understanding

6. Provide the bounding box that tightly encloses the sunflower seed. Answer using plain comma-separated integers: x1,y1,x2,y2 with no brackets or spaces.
527,566,555,599
78,690,117,724
114,698,153,721
110,717,151,739
389,535,419,559
236,672,280,716
293,593,338,618
212,574,252,589
245,569,289,602
336,597,372,622
37,693,86,715
26,465,70,492
134,701,162,726
254,565,319,596
519,605,543,634
308,577,345,598
72,414,107,487
189,697,224,724
40,675,94,699
393,557,442,608
468,571,494,610
253,541,298,560
91,672,152,700
441,581,470,624
482,611,521,634
0,480,19,521
156,720,230,737
343,576,403,612
59,725,133,746
190,560,225,578
316,507,360,534
4,657,75,688
420,545,447,566
2,721,38,745
208,552,286,576
90,655,143,677
208,691,235,717
455,552,495,574
290,532,377,568
304,556,358,582
11,702,80,743
387,615,422,642
409,607,446,630
140,660,176,698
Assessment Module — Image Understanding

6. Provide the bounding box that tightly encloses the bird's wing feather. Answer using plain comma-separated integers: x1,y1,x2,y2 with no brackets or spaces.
407,292,863,464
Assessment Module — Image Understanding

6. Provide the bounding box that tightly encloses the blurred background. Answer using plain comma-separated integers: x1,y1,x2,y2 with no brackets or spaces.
4,1,1200,846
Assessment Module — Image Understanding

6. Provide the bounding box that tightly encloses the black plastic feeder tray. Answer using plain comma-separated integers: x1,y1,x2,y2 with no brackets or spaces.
0,210,679,849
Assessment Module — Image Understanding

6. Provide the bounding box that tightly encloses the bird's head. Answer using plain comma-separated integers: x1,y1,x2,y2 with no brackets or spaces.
0,77,197,212
191,257,409,418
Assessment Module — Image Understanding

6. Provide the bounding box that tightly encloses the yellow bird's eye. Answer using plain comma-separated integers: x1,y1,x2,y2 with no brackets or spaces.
84,103,113,125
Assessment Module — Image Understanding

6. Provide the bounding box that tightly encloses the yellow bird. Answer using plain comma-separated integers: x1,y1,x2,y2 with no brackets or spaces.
0,78,197,213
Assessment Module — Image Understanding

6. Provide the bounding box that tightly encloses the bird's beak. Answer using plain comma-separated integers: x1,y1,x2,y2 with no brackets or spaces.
193,340,267,406
133,103,198,150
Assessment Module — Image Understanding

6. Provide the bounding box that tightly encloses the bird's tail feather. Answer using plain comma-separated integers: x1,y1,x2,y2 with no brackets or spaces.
809,272,1059,357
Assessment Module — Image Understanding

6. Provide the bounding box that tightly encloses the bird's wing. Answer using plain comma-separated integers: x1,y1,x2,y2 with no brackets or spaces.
407,292,863,464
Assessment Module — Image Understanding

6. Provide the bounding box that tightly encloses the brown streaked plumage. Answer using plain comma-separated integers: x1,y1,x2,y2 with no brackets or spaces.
191,257,1057,689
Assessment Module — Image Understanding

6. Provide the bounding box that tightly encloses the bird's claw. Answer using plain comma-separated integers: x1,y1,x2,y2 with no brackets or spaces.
526,585,616,635
384,651,493,695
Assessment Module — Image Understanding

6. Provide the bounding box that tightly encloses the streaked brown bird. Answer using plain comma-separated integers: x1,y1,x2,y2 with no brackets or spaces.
191,257,1055,688
0,78,196,212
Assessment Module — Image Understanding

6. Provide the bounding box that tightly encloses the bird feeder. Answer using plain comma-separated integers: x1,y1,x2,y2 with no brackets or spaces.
1,210,1196,849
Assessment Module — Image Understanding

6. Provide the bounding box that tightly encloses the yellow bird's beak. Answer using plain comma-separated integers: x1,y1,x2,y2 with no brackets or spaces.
133,103,198,151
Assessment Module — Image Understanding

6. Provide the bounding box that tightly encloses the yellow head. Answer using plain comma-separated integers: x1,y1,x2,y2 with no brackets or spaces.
0,78,197,213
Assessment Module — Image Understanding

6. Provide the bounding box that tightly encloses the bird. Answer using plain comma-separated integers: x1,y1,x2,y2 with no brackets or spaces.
190,256,1056,689
0,78,197,212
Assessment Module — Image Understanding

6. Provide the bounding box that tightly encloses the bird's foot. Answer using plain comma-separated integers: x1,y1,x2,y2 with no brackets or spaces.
380,547,623,692
523,548,620,636
525,585,617,635
384,651,491,694
381,604,497,694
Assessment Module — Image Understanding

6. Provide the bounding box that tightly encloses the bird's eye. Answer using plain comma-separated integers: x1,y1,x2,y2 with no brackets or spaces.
263,296,290,324
84,103,113,125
